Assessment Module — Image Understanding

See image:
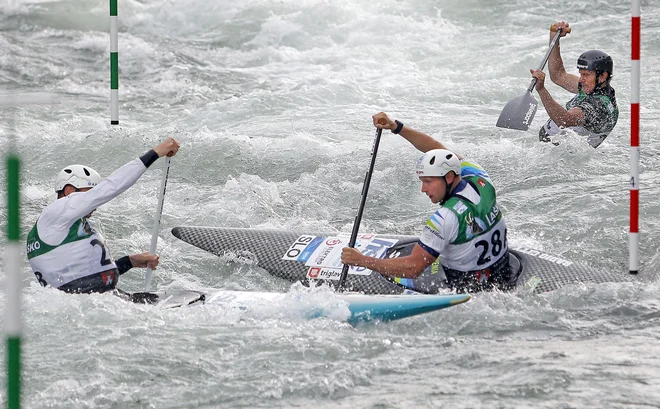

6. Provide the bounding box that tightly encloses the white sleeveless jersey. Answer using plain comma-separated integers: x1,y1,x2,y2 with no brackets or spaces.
540,120,605,148
419,184,507,272
418,161,507,272
27,158,148,288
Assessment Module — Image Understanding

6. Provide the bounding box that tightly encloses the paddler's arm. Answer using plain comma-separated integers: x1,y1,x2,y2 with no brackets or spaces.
341,244,436,279
531,69,585,128
47,138,181,228
115,253,159,275
547,22,579,94
371,112,463,159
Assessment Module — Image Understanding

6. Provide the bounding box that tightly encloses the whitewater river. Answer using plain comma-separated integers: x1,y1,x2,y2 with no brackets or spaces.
1,0,659,407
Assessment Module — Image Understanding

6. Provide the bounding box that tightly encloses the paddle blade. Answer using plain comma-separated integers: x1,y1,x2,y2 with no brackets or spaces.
496,91,538,131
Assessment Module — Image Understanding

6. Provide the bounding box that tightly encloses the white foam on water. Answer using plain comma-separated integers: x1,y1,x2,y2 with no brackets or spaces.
3,0,660,407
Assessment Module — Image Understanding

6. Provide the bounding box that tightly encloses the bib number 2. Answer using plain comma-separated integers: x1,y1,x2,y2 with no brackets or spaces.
91,239,112,266
475,228,507,266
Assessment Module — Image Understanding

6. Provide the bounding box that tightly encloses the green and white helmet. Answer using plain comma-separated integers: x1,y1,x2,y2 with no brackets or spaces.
415,149,461,178
54,165,101,192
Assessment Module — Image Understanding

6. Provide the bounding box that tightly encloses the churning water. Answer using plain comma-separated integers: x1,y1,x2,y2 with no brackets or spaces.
1,0,660,408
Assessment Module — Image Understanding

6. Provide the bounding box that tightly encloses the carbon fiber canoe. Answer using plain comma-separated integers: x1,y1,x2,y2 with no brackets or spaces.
171,227,632,294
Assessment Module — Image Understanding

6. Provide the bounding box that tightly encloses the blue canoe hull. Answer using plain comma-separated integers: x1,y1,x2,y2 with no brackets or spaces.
140,290,470,324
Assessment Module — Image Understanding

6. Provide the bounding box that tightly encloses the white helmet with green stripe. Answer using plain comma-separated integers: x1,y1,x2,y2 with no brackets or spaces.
54,165,102,192
415,149,461,178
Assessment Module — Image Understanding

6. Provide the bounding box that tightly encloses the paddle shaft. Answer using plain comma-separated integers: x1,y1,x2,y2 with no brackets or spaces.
145,157,171,291
527,29,564,93
336,128,383,291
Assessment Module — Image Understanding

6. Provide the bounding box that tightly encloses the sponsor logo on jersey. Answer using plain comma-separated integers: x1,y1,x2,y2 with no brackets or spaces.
453,201,468,215
26,240,41,254
486,204,500,226
477,178,486,188
423,226,444,242
465,212,484,235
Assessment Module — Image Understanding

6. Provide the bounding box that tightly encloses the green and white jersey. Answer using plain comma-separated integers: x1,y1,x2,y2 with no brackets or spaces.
418,170,507,272
26,158,148,288
27,217,114,288
539,85,619,148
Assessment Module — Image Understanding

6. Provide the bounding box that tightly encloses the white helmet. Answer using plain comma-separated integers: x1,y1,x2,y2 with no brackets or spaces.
54,165,102,192
415,149,461,178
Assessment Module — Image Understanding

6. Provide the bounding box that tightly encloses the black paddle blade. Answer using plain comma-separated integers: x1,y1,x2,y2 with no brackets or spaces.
496,91,538,131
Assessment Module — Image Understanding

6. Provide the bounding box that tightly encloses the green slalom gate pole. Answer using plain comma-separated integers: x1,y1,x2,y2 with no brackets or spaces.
6,151,22,409
2,93,57,409
110,0,119,125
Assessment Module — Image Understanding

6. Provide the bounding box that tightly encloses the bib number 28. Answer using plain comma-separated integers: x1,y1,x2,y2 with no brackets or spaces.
474,228,507,266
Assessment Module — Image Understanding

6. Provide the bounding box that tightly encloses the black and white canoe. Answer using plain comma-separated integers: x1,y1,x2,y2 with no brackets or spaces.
171,227,632,295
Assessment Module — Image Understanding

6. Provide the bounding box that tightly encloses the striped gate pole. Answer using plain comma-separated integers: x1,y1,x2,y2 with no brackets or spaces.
2,94,55,409
6,142,22,409
110,0,119,125
630,0,640,274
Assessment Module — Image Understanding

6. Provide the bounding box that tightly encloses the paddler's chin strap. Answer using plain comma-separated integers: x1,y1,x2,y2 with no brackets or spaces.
438,173,457,206
577,82,587,94
595,70,611,90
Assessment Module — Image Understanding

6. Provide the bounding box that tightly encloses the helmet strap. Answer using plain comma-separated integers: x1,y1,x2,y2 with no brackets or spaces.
595,70,606,90
438,175,454,206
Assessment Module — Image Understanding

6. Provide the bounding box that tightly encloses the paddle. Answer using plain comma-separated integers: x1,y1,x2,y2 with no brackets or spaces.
336,126,383,291
495,27,570,131
144,157,172,291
